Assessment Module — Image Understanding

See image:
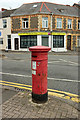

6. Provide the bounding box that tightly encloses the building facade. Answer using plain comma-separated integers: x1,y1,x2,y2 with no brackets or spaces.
1,2,80,52
0,9,16,50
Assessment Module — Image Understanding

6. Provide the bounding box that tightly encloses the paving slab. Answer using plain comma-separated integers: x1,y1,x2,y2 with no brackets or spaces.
1,89,80,119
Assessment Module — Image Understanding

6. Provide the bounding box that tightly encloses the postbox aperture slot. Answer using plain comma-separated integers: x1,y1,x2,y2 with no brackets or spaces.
32,55,37,58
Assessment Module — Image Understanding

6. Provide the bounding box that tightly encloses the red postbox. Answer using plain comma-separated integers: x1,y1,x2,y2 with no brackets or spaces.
29,46,51,102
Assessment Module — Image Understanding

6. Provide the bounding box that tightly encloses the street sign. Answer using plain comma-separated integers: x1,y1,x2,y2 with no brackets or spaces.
0,32,1,36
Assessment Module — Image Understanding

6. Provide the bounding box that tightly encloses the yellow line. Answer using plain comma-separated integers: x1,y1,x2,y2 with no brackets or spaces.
0,80,79,103
0,83,32,91
0,80,78,97
48,88,78,97
0,80,32,88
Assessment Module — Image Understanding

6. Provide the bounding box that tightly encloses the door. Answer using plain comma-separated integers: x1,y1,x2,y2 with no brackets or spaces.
7,35,11,49
67,35,71,50
42,36,49,46
14,38,19,50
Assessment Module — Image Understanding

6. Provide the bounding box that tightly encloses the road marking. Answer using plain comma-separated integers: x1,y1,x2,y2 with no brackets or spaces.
59,59,78,65
0,72,31,78
0,80,80,103
48,61,60,63
0,72,79,83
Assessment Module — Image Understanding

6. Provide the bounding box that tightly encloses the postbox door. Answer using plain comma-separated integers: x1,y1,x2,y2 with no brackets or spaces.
32,60,47,95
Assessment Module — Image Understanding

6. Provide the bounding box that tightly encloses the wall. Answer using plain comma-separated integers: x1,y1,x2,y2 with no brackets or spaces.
0,17,11,50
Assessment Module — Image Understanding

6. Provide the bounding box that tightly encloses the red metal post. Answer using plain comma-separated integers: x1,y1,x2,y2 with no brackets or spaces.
29,46,51,102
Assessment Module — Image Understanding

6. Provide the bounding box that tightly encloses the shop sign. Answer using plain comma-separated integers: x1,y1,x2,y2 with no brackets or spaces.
0,32,1,36
18,32,66,36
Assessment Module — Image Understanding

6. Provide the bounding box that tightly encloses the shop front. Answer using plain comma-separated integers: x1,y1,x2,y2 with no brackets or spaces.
11,32,67,52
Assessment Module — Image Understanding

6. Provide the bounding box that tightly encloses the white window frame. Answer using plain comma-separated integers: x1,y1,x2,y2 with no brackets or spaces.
42,17,48,28
22,18,28,29
3,19,7,28
0,38,3,44
68,19,72,29
57,18,62,28
78,21,80,30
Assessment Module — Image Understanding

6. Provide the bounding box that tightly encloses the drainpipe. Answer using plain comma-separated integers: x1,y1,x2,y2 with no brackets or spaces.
50,13,53,51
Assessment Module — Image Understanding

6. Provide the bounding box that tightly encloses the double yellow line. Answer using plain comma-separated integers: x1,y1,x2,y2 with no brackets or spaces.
0,80,80,103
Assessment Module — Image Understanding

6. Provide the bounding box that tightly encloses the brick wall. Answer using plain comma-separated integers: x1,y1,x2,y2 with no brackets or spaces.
30,16,38,28
12,18,20,29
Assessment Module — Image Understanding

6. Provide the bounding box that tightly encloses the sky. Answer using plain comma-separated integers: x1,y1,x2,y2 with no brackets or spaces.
0,0,80,10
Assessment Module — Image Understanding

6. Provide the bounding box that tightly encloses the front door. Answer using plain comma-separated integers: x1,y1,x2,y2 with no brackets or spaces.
14,38,19,50
7,35,11,49
67,35,71,50
42,36,49,46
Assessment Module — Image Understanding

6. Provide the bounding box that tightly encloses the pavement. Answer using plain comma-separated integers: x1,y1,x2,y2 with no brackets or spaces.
1,87,80,119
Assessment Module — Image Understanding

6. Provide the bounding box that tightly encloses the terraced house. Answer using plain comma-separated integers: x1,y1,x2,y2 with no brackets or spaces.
10,2,80,52
0,8,16,50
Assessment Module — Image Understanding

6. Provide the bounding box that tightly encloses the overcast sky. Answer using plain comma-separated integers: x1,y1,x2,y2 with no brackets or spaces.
0,0,80,10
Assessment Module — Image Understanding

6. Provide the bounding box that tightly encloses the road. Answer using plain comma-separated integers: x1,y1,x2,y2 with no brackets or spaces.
0,52,79,97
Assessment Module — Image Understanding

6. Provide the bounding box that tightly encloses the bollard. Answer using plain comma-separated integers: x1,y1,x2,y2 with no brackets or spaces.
29,46,51,103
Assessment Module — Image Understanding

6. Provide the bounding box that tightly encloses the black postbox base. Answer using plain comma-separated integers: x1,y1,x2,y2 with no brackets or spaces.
32,92,48,103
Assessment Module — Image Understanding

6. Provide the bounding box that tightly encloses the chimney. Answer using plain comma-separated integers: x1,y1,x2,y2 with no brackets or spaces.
1,8,7,11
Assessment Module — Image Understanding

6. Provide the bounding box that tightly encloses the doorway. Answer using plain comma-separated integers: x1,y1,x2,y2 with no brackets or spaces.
7,35,11,49
14,38,19,50
67,35,71,50
42,36,49,46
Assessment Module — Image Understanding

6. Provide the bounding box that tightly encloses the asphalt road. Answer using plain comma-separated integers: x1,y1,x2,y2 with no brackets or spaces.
1,52,79,95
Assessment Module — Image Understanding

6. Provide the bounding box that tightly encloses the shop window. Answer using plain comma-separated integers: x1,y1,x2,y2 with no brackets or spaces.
78,21,80,30
68,19,72,29
3,19,7,28
0,38,3,44
42,17,48,28
22,18,28,29
53,35,64,48
20,35,37,48
57,18,62,28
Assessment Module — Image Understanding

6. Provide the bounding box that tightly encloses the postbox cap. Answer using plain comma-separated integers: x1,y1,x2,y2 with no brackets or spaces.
29,46,51,52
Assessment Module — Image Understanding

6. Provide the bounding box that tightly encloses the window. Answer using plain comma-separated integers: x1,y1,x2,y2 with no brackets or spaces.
68,19,72,29
53,35,64,48
78,21,80,30
57,18,62,28
42,17,48,28
22,18,28,29
3,19,7,28
20,35,37,48
0,38,3,44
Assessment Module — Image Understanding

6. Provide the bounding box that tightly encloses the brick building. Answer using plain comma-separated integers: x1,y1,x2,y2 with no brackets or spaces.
7,2,80,51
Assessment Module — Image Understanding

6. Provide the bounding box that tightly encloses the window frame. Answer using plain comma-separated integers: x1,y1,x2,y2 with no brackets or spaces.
0,38,3,44
22,18,29,29
20,35,37,48
53,35,64,48
57,18,62,28
77,36,80,47
78,21,80,30
42,17,48,28
67,19,72,29
3,19,7,28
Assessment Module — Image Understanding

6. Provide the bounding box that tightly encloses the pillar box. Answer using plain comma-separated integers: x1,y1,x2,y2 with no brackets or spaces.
29,46,51,102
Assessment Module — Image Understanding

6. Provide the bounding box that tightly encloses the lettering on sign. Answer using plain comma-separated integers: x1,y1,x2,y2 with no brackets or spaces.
32,70,36,75
32,61,36,70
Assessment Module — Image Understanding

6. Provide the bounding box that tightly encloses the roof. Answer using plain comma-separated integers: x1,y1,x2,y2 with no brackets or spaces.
11,2,79,17
0,9,17,18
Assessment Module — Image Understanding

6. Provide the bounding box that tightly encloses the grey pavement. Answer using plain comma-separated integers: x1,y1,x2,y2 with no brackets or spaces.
1,87,80,119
